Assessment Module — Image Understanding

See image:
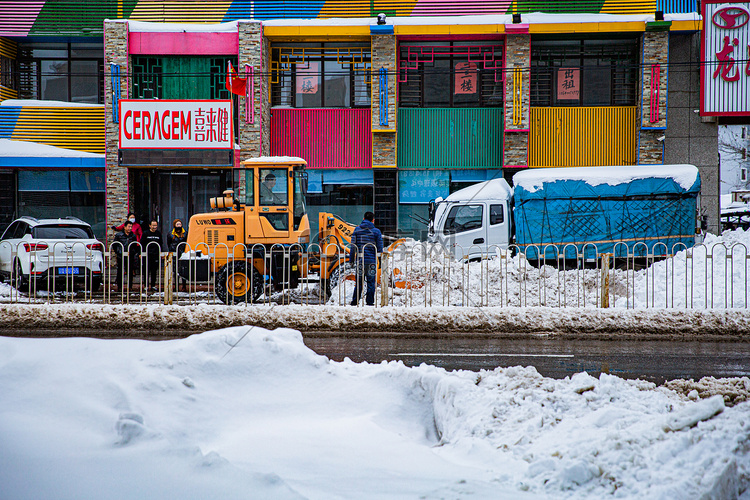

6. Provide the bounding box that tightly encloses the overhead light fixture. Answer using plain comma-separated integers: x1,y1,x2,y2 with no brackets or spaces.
655,10,664,21
512,13,522,24
377,13,386,25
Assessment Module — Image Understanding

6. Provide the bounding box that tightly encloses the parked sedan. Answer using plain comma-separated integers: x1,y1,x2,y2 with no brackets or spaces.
0,216,105,292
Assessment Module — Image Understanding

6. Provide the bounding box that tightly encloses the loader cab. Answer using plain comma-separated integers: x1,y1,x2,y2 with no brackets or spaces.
428,178,513,260
234,157,310,245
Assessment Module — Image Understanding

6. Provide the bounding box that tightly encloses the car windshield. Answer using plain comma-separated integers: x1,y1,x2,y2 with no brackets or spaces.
32,225,94,239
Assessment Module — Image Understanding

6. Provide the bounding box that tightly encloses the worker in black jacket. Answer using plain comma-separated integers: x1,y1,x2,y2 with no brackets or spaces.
141,219,163,291
113,221,138,291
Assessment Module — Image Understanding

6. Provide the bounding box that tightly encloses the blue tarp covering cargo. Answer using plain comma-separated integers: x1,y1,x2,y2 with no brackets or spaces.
512,165,701,260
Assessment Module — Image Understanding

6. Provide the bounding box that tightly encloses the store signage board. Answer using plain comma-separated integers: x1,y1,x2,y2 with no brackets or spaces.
702,1,750,116
119,100,233,149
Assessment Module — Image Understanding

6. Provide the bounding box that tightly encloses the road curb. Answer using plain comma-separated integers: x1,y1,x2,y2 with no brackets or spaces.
0,303,749,339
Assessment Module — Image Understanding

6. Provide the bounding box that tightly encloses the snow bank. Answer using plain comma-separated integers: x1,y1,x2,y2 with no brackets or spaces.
0,326,747,499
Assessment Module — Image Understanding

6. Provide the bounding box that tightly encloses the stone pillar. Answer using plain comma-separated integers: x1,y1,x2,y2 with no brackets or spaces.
503,32,530,167
238,21,269,161
104,20,129,246
371,33,397,167
639,29,669,164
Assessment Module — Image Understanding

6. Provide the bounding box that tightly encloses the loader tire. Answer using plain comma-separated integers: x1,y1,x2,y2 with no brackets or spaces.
215,261,264,305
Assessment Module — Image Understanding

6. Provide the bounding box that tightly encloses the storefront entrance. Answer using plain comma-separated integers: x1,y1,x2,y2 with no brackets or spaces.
132,169,231,236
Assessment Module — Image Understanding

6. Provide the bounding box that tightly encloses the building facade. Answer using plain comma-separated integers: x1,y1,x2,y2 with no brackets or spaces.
0,1,721,242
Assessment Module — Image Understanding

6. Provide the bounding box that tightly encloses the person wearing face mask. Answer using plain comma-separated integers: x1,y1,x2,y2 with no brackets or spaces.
167,219,188,292
112,213,143,243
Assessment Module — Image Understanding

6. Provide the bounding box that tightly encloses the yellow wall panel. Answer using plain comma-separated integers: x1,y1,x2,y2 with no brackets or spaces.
529,106,637,167
12,107,105,154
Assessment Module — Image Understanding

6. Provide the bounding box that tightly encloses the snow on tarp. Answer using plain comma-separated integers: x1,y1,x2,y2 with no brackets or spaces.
513,165,701,259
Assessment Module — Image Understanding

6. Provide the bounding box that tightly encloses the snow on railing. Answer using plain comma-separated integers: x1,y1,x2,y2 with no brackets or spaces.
1,239,749,309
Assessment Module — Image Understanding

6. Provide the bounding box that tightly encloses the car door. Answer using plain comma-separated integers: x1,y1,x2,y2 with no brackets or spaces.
442,204,486,259
486,202,511,251
0,222,20,273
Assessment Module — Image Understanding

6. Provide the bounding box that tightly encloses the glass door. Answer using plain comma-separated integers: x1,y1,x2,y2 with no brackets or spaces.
159,172,189,236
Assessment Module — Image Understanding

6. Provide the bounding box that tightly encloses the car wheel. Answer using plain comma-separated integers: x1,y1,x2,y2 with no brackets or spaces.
215,261,264,305
13,260,28,292
91,278,102,292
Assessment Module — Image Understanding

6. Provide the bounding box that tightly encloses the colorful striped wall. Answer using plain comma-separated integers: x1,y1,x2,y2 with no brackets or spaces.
0,106,105,154
270,108,371,169
528,106,638,167
397,108,504,169
0,0,687,36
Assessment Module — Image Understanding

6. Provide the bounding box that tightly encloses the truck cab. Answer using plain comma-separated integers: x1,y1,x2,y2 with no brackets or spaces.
428,178,513,260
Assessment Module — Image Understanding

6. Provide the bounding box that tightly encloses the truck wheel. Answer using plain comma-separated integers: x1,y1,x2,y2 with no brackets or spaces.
215,261,263,305
324,263,354,298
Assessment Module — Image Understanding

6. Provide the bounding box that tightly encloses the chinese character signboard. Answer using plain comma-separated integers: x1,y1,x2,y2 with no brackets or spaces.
296,61,320,95
398,169,450,204
702,1,750,116
119,100,233,149
454,62,478,95
557,68,580,101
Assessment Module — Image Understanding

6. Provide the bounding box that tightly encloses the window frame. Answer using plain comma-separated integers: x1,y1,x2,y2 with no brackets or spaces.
530,36,639,108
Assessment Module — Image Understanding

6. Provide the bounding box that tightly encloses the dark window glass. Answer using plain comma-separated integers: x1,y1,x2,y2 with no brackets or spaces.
32,225,94,239
530,37,639,107
271,43,371,108
444,205,483,234
1,222,19,240
398,42,504,108
490,204,504,225
17,42,103,103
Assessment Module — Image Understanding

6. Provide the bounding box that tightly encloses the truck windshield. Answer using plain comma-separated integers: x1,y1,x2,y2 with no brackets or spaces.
293,171,307,230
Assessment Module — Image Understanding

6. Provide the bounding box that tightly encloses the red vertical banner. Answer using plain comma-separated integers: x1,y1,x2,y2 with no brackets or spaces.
557,67,580,101
454,62,477,94
296,61,320,95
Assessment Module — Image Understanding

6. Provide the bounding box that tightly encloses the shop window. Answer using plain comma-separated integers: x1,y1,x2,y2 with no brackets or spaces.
17,42,103,103
271,43,371,108
530,37,639,107
398,42,504,108
132,56,235,100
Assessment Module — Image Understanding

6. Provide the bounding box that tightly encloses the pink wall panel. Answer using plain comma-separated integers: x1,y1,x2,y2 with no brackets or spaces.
129,32,238,55
270,108,371,169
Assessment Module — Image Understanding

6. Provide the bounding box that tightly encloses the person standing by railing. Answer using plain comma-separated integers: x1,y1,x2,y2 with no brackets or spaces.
112,221,138,292
349,211,383,306
141,219,163,292
167,219,188,292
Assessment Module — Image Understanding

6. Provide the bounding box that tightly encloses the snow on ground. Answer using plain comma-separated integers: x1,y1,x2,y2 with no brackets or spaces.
0,326,748,500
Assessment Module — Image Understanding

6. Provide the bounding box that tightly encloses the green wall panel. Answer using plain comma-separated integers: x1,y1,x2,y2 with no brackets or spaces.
397,108,503,169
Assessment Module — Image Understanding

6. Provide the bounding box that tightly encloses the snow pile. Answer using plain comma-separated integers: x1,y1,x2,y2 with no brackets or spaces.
0,326,748,499
666,376,750,407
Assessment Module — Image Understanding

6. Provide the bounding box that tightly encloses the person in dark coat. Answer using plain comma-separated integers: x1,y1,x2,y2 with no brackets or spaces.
349,211,383,306
113,221,138,291
167,219,188,291
141,219,163,291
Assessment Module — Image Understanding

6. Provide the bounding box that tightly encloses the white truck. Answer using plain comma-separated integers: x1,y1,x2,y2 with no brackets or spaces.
428,165,702,262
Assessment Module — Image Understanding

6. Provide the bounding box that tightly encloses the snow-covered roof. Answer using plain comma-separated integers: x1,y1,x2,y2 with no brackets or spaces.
513,164,700,193
0,139,104,158
443,177,512,202
241,156,307,164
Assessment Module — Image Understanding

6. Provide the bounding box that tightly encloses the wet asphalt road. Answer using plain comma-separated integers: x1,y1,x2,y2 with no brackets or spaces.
302,336,750,385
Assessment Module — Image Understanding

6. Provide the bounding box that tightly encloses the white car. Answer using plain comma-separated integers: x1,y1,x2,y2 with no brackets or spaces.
0,216,105,292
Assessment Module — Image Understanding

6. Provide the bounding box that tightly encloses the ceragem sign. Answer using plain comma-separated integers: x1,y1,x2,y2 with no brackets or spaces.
118,100,233,149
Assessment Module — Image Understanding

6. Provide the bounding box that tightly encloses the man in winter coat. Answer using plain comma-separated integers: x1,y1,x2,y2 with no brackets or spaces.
349,211,383,306
113,221,138,291
141,219,163,291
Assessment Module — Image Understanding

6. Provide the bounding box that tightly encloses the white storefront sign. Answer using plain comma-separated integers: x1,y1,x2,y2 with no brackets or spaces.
119,100,233,149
